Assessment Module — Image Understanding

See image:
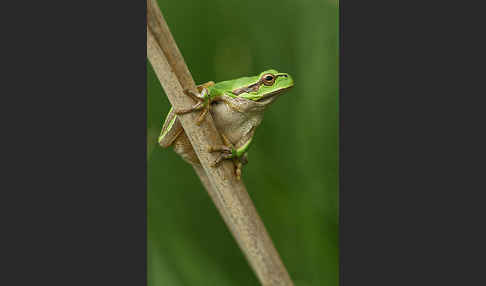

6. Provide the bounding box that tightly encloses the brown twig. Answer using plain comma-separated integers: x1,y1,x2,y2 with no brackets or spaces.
147,1,293,285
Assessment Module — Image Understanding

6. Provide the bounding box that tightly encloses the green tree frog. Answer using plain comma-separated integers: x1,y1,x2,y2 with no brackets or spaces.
158,69,294,179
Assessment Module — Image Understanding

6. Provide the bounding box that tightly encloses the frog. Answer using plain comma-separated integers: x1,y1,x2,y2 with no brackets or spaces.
158,69,294,179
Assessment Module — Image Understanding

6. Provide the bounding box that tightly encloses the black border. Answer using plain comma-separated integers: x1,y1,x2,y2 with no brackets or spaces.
341,1,485,285
4,1,147,285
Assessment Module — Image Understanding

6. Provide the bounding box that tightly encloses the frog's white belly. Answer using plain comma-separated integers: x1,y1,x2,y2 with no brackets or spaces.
210,101,263,149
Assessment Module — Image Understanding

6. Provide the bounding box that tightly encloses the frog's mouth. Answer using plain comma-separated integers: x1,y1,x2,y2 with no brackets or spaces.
258,86,293,102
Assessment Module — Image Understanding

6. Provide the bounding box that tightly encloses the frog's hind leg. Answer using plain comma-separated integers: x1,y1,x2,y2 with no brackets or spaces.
172,131,200,165
159,107,184,148
208,133,234,164
207,133,247,180
160,108,200,165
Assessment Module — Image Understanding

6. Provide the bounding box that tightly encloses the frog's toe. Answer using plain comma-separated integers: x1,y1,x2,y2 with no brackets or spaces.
174,102,204,115
208,145,231,153
235,161,243,180
196,107,209,125
183,89,202,101
211,153,233,167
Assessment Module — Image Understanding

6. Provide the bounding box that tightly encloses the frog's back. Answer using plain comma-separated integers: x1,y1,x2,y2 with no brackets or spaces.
210,75,259,96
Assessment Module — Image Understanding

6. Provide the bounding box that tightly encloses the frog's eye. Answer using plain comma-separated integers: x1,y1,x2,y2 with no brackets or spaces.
261,73,275,86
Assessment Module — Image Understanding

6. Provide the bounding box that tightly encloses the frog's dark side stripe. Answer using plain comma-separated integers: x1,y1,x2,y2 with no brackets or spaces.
231,73,289,96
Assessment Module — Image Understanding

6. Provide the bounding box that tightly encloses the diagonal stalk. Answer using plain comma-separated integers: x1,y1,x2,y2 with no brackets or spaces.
147,1,293,285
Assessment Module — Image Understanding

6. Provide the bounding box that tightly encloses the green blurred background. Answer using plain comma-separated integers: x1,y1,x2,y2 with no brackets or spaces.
147,0,338,285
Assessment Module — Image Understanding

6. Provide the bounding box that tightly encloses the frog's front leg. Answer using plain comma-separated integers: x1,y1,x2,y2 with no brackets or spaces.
219,94,245,113
175,81,215,125
208,133,251,180
175,88,210,125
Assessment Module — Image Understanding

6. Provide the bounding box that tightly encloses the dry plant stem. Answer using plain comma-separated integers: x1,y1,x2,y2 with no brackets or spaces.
147,1,293,285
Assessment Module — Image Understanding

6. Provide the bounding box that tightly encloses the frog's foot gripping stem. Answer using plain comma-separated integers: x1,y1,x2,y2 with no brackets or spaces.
175,88,210,125
207,134,247,180
175,81,215,125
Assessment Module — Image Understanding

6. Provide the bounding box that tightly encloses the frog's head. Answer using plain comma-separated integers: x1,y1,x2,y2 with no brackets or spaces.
232,69,294,104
